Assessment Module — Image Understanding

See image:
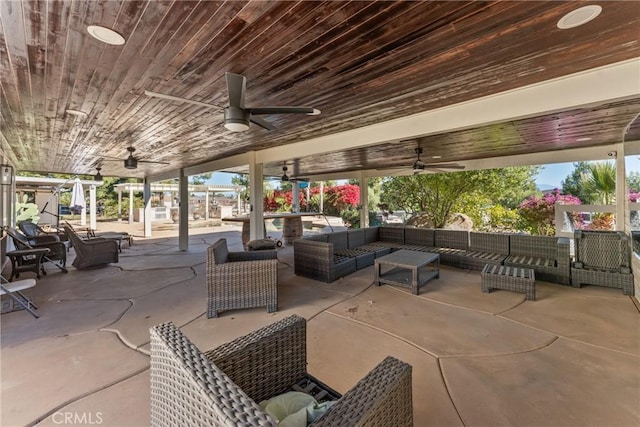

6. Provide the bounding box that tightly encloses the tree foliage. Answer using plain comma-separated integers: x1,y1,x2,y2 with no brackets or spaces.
518,190,582,236
380,166,539,228
580,161,616,205
561,162,592,202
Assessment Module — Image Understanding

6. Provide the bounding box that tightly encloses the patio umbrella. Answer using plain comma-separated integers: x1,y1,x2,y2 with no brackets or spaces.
69,178,86,214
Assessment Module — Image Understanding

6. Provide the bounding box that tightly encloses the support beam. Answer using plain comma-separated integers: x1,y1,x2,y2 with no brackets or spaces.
205,190,209,220
89,184,97,230
117,190,122,221
248,152,264,241
615,143,626,232
179,171,189,251
292,184,300,213
359,172,369,228
144,179,152,238
128,187,134,224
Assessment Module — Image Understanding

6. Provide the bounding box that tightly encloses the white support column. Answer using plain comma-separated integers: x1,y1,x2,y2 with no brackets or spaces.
359,172,369,228
80,185,87,226
179,171,189,251
89,184,97,230
205,190,210,220
306,186,310,212
144,178,152,238
117,189,122,222
128,186,134,224
615,143,626,232
249,152,264,241
292,184,300,213
319,181,324,213
237,191,242,214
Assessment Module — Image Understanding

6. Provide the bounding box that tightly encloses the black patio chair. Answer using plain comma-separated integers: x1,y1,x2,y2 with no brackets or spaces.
3,227,68,279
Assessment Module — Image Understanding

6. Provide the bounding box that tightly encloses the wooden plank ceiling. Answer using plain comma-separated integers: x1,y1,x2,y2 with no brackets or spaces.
1,1,639,178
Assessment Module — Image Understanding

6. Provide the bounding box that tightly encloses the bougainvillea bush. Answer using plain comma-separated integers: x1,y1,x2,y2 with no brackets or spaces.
263,184,359,216
518,190,581,236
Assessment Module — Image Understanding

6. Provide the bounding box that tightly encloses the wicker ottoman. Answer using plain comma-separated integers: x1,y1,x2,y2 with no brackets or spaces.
481,264,536,301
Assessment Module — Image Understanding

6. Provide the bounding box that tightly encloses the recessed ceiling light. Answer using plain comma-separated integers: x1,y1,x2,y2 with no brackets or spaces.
576,137,592,142
432,155,442,159
557,5,602,29
87,25,125,45
66,109,88,118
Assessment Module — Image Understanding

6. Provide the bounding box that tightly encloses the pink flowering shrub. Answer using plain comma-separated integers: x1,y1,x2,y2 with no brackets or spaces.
518,190,581,236
629,191,640,203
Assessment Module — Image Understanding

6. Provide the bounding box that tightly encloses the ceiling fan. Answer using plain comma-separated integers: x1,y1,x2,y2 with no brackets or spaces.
101,146,170,170
409,148,465,175
145,72,321,132
281,163,310,183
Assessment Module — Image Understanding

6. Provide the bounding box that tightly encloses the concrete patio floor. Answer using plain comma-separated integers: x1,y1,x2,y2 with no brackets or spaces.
1,224,639,426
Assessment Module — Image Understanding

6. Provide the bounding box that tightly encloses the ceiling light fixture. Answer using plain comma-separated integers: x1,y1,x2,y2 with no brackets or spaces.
87,25,126,45
557,5,602,29
576,137,592,142
94,167,103,181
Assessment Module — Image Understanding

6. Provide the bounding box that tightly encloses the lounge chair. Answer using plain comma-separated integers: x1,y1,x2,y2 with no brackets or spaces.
63,225,118,269
64,221,131,252
4,226,68,278
18,221,67,242
150,315,413,426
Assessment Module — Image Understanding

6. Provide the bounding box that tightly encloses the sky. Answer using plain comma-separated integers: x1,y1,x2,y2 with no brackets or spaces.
206,157,640,190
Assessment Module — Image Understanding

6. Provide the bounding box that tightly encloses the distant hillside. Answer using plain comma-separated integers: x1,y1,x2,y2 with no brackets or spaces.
536,183,558,191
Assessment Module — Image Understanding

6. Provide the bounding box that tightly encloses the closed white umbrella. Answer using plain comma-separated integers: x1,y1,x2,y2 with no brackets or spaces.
70,178,86,213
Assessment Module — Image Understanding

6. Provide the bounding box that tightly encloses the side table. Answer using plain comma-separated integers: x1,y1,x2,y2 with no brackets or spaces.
6,248,50,281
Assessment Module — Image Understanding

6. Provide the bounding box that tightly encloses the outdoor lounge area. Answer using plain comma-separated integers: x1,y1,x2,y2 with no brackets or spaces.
1,225,638,426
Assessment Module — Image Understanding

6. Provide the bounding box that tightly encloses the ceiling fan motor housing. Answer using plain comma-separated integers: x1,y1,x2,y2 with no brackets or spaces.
224,106,250,131
124,156,138,169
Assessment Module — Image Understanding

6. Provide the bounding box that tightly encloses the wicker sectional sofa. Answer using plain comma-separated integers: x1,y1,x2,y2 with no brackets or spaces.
294,226,575,288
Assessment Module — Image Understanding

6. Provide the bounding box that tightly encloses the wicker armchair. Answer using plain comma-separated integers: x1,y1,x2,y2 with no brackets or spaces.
571,230,634,295
150,315,413,427
63,225,118,269
207,238,278,318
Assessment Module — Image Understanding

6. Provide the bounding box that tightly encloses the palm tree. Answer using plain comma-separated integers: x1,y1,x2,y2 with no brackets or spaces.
580,161,616,205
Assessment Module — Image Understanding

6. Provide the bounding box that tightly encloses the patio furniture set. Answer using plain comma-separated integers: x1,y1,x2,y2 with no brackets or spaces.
294,226,634,297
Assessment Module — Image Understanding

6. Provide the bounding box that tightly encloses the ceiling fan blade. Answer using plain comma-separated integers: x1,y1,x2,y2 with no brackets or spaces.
144,90,216,109
290,177,310,182
421,163,465,170
138,160,170,165
226,72,246,108
248,106,320,115
250,116,276,131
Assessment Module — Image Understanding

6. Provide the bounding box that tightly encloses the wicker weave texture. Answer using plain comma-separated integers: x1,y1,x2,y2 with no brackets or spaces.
204,315,308,403
293,240,356,283
379,226,405,244
347,229,366,249
150,322,276,427
572,231,634,295
327,231,349,251
150,315,414,427
404,228,435,247
574,230,631,270
481,264,536,300
434,230,469,250
207,239,278,318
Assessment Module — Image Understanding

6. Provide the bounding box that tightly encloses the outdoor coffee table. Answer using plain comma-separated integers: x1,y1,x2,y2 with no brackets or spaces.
374,249,440,295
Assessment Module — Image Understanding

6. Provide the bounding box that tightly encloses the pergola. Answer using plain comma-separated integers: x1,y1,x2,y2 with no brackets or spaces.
112,182,242,233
